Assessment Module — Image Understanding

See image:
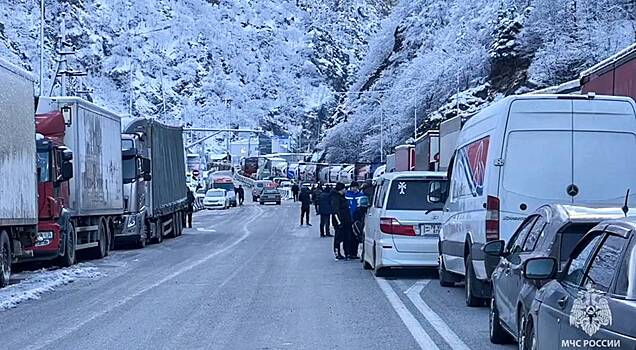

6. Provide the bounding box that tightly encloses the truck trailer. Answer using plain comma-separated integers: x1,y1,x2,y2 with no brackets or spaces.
36,97,124,259
394,144,415,171
120,118,188,247
414,131,439,171
0,59,39,287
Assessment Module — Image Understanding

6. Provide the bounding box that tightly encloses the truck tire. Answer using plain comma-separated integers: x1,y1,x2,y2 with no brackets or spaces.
58,222,76,267
90,221,108,260
167,214,177,239
0,231,11,288
175,212,183,237
154,220,164,244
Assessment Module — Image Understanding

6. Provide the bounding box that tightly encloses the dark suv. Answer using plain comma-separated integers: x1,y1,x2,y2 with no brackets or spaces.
484,205,625,345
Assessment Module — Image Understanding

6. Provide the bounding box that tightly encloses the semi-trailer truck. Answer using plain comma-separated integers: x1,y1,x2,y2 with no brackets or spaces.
0,59,39,287
120,118,188,247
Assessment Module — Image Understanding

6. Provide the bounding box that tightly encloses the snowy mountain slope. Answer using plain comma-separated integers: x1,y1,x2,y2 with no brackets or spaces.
0,0,390,143
322,0,636,162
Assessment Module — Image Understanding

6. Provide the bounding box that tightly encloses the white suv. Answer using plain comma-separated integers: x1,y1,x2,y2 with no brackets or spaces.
362,171,448,276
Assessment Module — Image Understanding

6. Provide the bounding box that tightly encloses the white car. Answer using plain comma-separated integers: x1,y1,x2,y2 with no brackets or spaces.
362,171,448,277
439,94,636,306
203,189,229,209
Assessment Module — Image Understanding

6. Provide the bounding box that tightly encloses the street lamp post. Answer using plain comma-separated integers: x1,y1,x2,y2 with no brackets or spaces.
39,0,44,96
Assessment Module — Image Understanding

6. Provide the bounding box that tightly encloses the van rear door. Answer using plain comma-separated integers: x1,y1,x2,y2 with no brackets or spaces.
571,99,636,206
500,99,573,239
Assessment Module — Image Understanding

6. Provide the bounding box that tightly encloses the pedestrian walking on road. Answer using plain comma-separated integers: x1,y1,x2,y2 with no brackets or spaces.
299,187,312,226
318,185,334,237
291,183,300,202
332,182,353,260
312,184,322,215
185,187,195,228
236,185,245,206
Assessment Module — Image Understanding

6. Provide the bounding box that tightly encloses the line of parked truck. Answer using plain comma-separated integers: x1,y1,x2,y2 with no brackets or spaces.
0,59,188,287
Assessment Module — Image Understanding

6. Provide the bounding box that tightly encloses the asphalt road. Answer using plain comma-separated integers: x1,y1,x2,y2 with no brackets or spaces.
0,201,516,350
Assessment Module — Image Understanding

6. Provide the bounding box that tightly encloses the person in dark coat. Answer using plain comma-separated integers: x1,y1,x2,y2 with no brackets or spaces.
185,187,195,228
318,185,334,237
291,183,300,202
299,186,312,226
312,184,322,215
236,185,245,205
331,182,353,259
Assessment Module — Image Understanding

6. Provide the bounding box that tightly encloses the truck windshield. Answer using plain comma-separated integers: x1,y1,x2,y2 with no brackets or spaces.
37,151,51,182
122,157,138,183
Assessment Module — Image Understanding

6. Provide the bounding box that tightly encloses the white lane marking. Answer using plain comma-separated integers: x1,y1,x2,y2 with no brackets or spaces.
25,205,264,350
406,280,471,350
196,228,217,232
375,277,440,350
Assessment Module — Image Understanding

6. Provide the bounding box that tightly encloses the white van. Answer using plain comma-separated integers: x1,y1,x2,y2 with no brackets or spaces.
363,171,448,276
439,94,636,306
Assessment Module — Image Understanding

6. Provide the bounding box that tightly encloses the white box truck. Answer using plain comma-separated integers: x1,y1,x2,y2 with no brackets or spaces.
36,97,124,259
0,59,38,287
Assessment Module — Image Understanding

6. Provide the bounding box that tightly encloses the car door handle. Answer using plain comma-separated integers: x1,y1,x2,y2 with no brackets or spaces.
557,296,569,309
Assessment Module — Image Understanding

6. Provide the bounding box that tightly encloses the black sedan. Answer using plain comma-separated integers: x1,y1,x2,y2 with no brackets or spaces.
483,204,625,345
522,216,636,350
259,188,282,205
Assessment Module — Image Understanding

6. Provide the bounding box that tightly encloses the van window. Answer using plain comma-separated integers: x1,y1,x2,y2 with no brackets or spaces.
451,136,490,200
375,181,389,208
386,179,447,211
503,131,571,200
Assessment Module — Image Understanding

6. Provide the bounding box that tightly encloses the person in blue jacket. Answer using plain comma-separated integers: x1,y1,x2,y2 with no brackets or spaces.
345,182,363,258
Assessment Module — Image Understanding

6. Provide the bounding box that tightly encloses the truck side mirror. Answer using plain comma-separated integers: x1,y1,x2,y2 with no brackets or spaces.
142,173,152,181
141,158,151,174
61,161,73,181
61,148,73,162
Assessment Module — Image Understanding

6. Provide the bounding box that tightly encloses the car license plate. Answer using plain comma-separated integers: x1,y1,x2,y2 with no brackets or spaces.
420,224,440,236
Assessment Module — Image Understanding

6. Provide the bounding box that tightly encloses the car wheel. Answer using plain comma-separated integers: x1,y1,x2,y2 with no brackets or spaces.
59,222,77,266
0,231,11,288
490,296,514,344
438,254,456,287
465,252,486,307
519,313,536,350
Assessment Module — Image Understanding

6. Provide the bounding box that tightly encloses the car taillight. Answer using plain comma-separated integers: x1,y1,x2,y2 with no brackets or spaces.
486,195,500,241
380,218,416,236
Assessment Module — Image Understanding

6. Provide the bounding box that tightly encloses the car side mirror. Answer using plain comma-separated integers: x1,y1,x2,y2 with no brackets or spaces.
523,257,557,280
483,240,505,257
60,161,73,181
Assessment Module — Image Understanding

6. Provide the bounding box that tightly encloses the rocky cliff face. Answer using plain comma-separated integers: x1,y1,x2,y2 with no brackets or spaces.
322,0,636,162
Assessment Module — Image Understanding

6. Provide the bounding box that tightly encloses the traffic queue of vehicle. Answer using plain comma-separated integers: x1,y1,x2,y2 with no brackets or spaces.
348,93,636,349
0,58,190,287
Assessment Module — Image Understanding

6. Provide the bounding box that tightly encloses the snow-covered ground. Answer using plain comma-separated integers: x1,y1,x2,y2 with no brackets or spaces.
0,264,103,311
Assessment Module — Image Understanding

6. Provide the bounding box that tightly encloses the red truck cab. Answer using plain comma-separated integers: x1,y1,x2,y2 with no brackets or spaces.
33,112,75,265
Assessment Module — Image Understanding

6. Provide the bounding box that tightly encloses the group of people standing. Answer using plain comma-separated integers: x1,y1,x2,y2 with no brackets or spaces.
293,181,369,260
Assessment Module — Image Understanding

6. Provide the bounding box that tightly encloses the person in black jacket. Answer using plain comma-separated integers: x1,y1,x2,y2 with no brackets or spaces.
312,184,322,215
236,185,245,206
318,185,334,237
331,182,353,259
185,187,195,228
299,186,312,226
291,183,300,202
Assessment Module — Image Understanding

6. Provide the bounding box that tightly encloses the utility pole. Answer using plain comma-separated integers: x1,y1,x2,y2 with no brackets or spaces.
414,108,418,140
59,13,66,96
39,0,44,96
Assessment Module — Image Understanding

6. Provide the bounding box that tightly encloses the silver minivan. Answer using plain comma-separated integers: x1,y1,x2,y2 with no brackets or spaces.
362,171,448,276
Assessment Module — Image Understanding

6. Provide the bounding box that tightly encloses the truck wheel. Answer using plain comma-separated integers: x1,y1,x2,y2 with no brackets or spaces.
0,231,11,288
91,221,108,259
59,222,76,267
135,234,146,249
175,212,183,237
154,220,164,244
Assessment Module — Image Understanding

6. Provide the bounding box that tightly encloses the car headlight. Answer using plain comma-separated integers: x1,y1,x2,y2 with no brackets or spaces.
127,216,137,228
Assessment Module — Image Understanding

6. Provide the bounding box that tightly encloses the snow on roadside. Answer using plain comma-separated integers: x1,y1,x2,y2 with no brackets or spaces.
0,264,103,311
